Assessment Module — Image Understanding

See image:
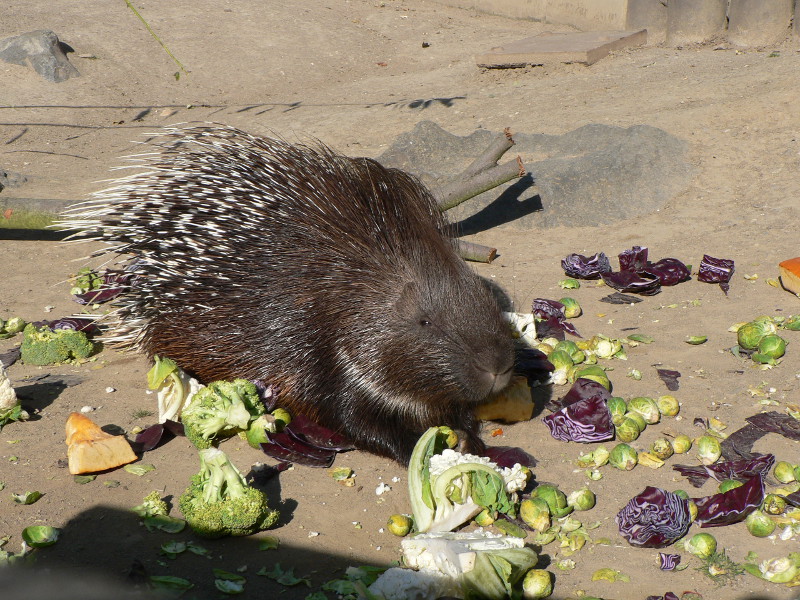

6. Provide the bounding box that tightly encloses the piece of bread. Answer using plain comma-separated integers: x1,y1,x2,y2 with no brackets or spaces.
65,412,138,474
779,257,800,296
475,376,534,423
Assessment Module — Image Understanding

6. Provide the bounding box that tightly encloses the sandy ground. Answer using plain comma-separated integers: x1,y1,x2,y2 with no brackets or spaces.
2,1,800,598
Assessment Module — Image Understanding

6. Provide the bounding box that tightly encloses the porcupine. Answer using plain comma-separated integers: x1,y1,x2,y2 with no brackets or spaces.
61,124,515,464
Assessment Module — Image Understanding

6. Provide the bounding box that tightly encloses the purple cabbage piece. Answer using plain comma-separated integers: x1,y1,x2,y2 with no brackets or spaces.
562,252,612,279
618,246,649,272
483,445,537,469
250,461,291,485
73,270,133,305
133,419,184,453
0,347,21,368
543,394,614,443
532,298,580,338
616,486,692,548
658,553,682,571
673,454,775,488
285,414,356,452
49,316,101,336
514,348,554,380
643,258,691,286
548,377,611,412
261,432,338,468
646,594,679,600
656,368,681,391
692,474,764,527
601,270,661,295
697,254,735,294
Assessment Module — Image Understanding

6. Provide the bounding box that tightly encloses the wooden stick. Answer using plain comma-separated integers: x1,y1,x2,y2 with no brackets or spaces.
436,156,525,211
460,127,515,179
456,239,497,263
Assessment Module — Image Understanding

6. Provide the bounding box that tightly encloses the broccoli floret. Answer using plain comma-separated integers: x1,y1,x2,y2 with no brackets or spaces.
20,324,96,366
132,491,169,518
181,379,265,449
178,447,279,538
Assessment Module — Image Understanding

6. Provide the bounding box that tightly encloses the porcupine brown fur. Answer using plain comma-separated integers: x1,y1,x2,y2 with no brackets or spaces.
61,123,515,464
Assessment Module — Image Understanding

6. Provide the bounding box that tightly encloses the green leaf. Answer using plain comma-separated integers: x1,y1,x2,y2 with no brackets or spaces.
591,568,630,582
257,562,310,587
305,593,328,600
258,536,280,551
12,491,42,505
143,515,186,533
626,333,654,344
73,474,96,484
213,569,246,582
685,335,708,345
124,463,156,476
186,542,209,556
147,355,179,389
215,579,245,595
21,526,60,547
149,575,193,592
160,541,187,558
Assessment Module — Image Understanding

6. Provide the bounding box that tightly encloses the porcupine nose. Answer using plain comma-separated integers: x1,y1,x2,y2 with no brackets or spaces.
475,348,515,396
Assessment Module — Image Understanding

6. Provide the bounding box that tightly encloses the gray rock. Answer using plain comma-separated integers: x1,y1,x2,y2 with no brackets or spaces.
378,121,693,231
0,169,28,192
0,30,79,82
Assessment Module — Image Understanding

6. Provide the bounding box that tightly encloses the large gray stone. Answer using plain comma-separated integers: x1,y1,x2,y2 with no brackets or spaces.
0,30,79,82
378,121,693,231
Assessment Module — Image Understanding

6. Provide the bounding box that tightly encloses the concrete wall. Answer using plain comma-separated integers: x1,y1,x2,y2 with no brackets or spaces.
434,0,798,47
433,0,629,30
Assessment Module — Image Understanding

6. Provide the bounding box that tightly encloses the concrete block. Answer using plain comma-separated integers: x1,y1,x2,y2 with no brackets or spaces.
626,0,667,44
475,29,647,68
665,0,727,47
728,0,793,47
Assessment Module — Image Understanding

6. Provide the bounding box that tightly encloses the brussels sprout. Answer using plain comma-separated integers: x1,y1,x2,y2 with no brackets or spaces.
559,297,582,319
387,514,413,537
794,465,800,483
474,509,495,527
591,335,622,359
522,568,553,599
607,397,627,424
541,337,560,349
628,397,660,424
271,408,291,428
656,395,680,417
737,319,777,350
774,461,797,483
758,334,787,359
685,532,716,559
673,489,689,501
567,487,596,511
762,494,787,516
532,484,573,518
609,443,638,471
756,556,799,583
687,500,698,522
535,343,554,357
520,497,551,531
576,446,609,468
651,438,674,461
672,434,692,454
718,479,743,493
3,317,26,335
553,340,584,364
624,411,647,433
586,468,603,481
783,315,800,331
559,278,580,290
571,365,611,390
696,435,722,465
614,418,641,443
745,510,776,538
627,368,642,381
548,349,574,386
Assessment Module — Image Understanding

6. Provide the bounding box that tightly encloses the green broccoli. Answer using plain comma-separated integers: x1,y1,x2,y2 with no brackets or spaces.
131,491,169,518
20,324,96,365
179,447,279,538
181,379,265,449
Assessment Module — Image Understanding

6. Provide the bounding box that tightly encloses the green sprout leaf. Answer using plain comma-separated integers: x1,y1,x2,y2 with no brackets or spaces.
258,536,280,551
591,567,630,583
257,562,311,587
143,515,186,533
21,525,60,547
124,463,156,476
149,575,194,592
11,491,42,505
686,335,708,345
73,474,96,484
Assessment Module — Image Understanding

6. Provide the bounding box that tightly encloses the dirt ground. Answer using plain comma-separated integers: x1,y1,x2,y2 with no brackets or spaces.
2,1,800,598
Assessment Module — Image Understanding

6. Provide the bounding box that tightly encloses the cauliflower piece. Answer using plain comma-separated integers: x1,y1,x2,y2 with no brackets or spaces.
367,567,455,600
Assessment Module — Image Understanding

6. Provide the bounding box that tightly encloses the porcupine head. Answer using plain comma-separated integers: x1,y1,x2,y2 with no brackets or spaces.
60,124,515,464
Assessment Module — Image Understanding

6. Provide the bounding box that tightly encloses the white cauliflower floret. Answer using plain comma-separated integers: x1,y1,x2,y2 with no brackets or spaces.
367,567,455,600
0,362,18,409
429,449,528,494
